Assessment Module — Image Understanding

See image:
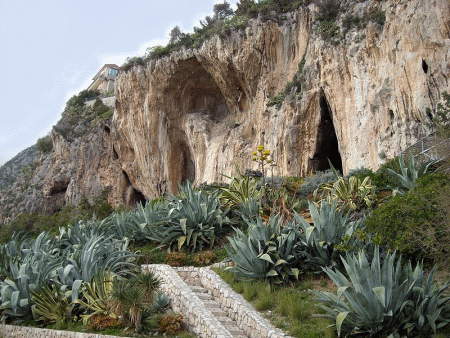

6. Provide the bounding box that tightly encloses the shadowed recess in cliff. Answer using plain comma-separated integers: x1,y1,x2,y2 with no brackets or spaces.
122,170,147,206
169,140,195,189
164,58,230,121
310,90,343,173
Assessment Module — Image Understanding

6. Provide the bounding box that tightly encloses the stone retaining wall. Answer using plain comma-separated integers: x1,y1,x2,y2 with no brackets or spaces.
143,264,233,338
0,324,120,338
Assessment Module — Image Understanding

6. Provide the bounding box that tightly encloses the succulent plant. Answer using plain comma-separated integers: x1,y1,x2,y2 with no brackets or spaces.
226,215,302,284
149,181,231,252
312,246,450,337
293,199,364,272
386,153,437,195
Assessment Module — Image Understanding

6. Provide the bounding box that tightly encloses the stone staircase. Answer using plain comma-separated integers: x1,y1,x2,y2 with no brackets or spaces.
143,264,292,338
177,268,248,338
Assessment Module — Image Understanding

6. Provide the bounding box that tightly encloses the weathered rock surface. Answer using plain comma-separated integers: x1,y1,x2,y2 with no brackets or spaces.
112,0,450,199
1,0,449,221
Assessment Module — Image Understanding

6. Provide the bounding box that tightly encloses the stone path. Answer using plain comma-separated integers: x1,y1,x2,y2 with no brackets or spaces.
144,264,292,338
176,268,247,338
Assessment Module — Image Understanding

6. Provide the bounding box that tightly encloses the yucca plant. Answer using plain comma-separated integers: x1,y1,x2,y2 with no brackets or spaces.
226,215,302,283
386,152,437,195
314,175,376,211
74,269,116,326
218,173,263,213
312,246,450,337
150,181,231,252
31,283,79,324
293,199,364,272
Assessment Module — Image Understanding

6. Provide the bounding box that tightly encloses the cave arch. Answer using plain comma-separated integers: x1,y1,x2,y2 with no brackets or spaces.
122,170,147,206
310,90,343,173
164,58,245,121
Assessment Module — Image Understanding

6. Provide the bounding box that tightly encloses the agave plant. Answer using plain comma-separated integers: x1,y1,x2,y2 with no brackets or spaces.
151,292,170,313
386,152,437,195
149,181,231,252
129,199,169,241
402,266,450,336
218,173,263,213
226,215,302,284
0,255,59,319
64,235,137,282
293,199,364,272
312,246,450,337
314,176,376,211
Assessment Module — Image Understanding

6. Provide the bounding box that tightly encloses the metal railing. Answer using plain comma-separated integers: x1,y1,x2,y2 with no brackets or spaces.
401,131,450,162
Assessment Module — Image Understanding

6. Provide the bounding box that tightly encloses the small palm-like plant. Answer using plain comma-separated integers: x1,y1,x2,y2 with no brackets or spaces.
386,152,437,195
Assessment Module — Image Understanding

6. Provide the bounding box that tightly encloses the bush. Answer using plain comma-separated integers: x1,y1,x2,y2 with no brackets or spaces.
165,252,188,266
365,172,450,264
36,135,53,153
299,169,336,197
158,313,184,335
192,250,216,266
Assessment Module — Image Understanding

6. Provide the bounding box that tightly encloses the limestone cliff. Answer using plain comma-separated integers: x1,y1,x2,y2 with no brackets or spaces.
112,0,450,199
1,0,449,220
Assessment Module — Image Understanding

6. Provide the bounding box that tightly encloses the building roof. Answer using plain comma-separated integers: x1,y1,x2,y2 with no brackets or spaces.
92,64,120,80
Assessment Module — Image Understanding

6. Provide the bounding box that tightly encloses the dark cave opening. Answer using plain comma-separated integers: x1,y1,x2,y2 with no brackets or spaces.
422,59,429,74
310,91,343,173
122,170,147,206
112,146,119,160
179,142,196,185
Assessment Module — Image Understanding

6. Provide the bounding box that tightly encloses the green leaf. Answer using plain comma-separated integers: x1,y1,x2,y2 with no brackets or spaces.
336,311,349,336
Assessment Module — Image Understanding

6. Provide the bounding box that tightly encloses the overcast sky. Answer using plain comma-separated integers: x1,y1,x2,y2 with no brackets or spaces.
0,0,238,166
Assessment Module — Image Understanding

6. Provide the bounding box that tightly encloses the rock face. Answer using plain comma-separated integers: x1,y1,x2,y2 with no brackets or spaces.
112,0,450,199
1,0,449,220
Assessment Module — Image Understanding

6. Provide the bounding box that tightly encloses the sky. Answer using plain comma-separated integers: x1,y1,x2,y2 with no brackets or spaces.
0,0,238,166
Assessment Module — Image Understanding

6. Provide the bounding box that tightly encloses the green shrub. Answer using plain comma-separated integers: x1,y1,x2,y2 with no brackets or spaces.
368,6,386,27
36,135,53,153
365,172,450,264
299,169,336,197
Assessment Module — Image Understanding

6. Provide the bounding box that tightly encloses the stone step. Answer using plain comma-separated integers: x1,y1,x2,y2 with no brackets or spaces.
172,269,250,338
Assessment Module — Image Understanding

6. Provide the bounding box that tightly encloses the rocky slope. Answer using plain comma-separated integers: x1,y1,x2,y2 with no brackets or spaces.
1,0,449,221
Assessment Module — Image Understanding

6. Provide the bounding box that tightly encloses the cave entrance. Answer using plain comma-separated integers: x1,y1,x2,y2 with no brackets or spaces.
122,170,147,206
179,141,195,185
311,91,343,173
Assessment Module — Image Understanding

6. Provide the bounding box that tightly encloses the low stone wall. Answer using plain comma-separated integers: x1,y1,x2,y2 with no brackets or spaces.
0,324,120,338
85,96,116,108
143,264,233,338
